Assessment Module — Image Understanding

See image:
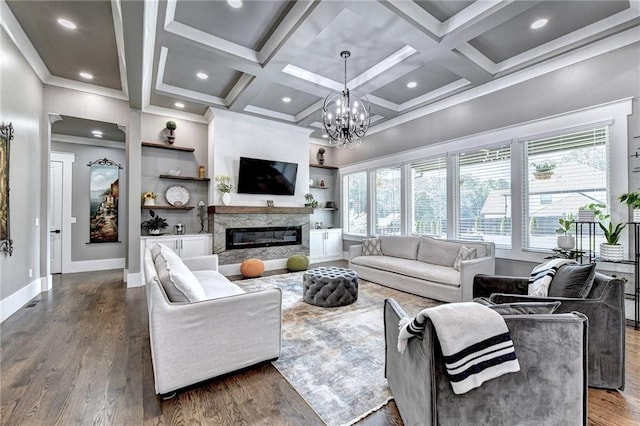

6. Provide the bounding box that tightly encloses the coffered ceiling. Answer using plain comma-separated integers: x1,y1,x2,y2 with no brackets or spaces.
3,0,639,140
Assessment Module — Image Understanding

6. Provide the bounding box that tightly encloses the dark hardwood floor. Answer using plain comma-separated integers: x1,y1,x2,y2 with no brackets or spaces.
1,268,639,425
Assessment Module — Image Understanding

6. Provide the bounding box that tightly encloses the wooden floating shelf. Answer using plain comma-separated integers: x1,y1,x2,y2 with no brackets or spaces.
208,206,313,214
141,205,194,210
159,174,210,182
142,142,195,152
310,164,338,170
310,185,330,189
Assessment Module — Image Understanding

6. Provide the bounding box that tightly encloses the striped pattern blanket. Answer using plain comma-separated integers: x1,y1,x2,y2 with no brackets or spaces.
528,259,576,296
397,302,520,394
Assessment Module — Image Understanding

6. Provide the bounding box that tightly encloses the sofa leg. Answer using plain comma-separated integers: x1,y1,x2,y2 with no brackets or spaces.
160,391,177,400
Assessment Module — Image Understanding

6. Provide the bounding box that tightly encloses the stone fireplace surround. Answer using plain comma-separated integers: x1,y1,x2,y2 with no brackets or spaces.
208,206,312,272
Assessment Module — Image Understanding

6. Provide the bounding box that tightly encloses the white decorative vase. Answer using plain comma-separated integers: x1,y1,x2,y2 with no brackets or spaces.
221,192,231,206
557,235,575,250
599,243,624,262
633,209,640,223
144,198,155,206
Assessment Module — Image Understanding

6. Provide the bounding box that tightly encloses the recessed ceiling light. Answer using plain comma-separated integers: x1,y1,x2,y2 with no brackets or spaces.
79,72,93,80
196,72,208,80
92,130,103,136
530,18,548,30
282,97,291,103
93,134,103,138
406,81,417,89
174,102,185,108
227,0,243,8
57,18,77,30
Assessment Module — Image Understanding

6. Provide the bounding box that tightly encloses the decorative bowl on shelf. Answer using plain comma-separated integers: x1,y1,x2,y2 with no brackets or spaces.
167,169,182,176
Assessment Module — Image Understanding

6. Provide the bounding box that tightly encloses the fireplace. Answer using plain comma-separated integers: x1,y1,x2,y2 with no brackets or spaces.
226,226,302,250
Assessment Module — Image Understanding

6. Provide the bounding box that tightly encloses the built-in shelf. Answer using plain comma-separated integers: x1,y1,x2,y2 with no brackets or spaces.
310,163,338,170
310,185,330,189
142,142,195,152
158,174,210,182
208,206,313,214
316,208,338,211
142,205,195,210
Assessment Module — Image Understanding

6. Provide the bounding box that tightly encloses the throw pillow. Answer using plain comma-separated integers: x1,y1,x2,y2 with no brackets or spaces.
155,246,206,303
487,301,562,315
417,236,463,267
453,246,477,271
362,237,382,256
548,263,596,298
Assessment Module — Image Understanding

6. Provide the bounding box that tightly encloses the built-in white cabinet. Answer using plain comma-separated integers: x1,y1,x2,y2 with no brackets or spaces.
309,228,343,262
141,234,212,261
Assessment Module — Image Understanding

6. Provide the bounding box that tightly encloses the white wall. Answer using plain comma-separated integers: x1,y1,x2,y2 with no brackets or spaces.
0,27,43,320
211,110,312,207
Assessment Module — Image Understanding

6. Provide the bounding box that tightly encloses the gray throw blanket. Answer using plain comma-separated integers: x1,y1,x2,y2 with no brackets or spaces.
398,302,520,394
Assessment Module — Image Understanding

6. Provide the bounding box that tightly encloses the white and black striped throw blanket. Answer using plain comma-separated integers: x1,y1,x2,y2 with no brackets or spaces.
398,302,520,394
528,258,576,296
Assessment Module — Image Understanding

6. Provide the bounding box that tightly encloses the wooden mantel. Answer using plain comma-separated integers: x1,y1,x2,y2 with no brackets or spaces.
208,206,313,214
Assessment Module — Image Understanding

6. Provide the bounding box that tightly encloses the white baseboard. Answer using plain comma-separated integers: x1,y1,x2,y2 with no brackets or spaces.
65,258,125,273
1,279,41,323
127,272,143,288
42,275,52,292
219,258,289,277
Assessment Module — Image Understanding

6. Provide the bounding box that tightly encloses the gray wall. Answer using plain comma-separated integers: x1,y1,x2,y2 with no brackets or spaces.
336,42,640,167
51,141,127,262
0,27,43,299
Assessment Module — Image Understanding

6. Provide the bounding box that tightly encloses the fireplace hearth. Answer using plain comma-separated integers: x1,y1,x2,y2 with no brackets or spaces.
226,226,302,250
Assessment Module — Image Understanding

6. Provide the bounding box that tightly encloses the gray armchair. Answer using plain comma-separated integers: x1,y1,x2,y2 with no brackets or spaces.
384,299,588,426
473,272,625,390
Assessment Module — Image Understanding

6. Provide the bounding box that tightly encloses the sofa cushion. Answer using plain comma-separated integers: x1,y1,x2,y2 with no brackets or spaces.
150,243,166,262
193,271,245,299
417,236,462,267
154,246,206,303
380,235,420,260
475,299,562,315
453,246,477,271
351,255,460,286
362,237,382,256
548,263,596,298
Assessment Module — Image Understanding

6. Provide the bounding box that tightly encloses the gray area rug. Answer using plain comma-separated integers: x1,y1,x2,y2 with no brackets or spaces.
236,272,438,425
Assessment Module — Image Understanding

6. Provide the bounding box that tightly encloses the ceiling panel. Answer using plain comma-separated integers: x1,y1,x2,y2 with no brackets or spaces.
414,0,475,22
468,0,630,63
250,83,323,117
149,92,209,116
6,0,121,90
287,8,408,84
53,116,125,142
163,49,242,98
371,64,460,105
173,0,294,52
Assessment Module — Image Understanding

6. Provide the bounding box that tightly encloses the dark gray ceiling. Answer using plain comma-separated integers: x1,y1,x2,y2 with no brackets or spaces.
5,0,638,139
52,115,125,142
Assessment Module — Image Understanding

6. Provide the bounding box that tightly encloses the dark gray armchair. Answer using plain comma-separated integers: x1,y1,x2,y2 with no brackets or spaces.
473,272,625,390
384,299,588,426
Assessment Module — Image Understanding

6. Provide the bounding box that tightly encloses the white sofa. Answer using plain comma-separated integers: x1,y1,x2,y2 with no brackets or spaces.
348,235,495,302
143,243,282,396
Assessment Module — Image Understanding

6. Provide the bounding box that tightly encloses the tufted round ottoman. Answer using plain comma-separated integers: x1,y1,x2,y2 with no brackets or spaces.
302,267,358,307
287,255,309,272
240,258,265,278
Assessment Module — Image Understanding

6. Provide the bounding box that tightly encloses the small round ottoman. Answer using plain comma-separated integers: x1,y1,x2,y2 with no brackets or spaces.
240,258,265,278
302,267,358,307
287,255,309,272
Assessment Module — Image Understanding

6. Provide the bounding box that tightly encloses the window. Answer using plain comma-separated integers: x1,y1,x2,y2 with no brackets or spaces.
524,127,608,249
457,146,511,246
374,167,401,235
344,172,368,235
410,157,447,237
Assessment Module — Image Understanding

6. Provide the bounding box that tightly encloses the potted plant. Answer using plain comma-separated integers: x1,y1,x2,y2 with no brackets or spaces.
215,175,233,205
598,220,626,261
317,147,326,165
578,202,608,222
618,192,640,222
555,213,576,250
141,210,169,235
142,191,157,206
531,161,556,180
304,193,318,208
165,120,177,144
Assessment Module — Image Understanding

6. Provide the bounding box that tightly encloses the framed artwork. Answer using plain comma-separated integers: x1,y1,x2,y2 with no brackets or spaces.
0,122,13,256
88,158,122,243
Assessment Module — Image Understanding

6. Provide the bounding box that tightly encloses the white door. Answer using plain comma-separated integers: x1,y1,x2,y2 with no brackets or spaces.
49,161,63,274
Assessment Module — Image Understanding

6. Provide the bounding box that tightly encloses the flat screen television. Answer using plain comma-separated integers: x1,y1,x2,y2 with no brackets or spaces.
237,156,298,196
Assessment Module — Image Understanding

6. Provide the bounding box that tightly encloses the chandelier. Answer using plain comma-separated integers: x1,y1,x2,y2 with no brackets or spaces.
322,51,370,148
